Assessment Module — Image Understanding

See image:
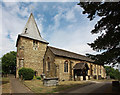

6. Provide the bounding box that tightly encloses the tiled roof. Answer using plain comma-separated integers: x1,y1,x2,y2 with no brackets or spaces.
73,63,89,69
48,46,94,62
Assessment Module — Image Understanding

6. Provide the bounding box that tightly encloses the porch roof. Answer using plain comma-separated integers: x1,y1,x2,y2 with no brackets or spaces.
73,63,89,70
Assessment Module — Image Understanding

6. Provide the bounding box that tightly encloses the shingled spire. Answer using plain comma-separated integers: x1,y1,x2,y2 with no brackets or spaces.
16,13,48,46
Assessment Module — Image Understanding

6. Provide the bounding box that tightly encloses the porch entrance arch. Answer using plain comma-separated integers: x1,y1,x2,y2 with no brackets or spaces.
73,63,89,81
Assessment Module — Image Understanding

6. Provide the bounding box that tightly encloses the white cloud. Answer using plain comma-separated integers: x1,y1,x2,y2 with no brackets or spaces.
65,9,76,22
3,0,80,2
1,2,32,57
47,4,99,55
64,5,82,22
0,3,2,58
1,2,46,57
1,2,99,58
118,64,120,72
48,25,99,55
3,2,32,17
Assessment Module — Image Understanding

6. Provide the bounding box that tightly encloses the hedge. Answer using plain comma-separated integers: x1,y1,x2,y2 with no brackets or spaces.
18,68,35,80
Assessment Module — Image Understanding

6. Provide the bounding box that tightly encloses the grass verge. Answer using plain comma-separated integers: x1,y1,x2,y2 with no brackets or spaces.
23,80,90,93
1,77,11,93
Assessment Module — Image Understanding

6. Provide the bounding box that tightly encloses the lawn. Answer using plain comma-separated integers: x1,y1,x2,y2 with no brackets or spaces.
1,77,11,93
23,80,90,93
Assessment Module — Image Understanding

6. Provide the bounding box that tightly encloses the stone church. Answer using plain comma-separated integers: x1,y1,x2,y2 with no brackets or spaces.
16,13,106,81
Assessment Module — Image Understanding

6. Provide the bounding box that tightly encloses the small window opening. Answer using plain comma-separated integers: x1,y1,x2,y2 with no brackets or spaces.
25,28,27,33
33,40,38,50
48,62,50,71
46,57,50,71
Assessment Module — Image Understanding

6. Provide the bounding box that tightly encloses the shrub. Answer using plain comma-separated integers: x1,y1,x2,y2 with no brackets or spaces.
36,76,41,80
18,68,35,80
33,75,36,80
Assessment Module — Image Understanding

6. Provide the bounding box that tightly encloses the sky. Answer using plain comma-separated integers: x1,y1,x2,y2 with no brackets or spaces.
0,1,102,58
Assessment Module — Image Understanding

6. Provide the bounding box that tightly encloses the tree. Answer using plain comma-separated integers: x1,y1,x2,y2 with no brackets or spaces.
105,66,120,80
78,1,120,65
2,51,17,75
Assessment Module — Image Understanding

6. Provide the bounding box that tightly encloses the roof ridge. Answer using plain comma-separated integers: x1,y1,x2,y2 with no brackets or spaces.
48,46,94,62
48,46,87,58
30,13,41,37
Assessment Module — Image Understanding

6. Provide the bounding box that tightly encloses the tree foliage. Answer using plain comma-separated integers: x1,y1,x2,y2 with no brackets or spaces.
78,1,120,65
2,51,17,75
105,66,120,80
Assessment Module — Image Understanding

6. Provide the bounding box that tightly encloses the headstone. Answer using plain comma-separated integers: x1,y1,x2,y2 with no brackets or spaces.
43,78,59,86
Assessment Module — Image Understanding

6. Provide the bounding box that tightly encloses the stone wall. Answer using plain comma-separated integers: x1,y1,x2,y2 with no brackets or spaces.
101,66,106,78
16,37,22,78
54,56,91,81
54,56,106,81
43,47,56,78
16,37,106,80
16,36,48,77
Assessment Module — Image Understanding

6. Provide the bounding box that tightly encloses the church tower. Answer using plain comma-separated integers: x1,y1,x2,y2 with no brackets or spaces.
16,13,49,78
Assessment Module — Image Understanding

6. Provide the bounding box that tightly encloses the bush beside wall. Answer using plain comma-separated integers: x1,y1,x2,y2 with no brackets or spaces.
18,68,35,80
36,76,41,80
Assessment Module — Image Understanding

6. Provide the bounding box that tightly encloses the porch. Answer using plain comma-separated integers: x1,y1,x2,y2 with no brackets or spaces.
73,63,89,81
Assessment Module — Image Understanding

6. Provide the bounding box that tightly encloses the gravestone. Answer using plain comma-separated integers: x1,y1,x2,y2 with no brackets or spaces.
43,78,59,86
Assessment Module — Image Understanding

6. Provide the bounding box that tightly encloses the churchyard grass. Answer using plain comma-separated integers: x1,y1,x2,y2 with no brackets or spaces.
23,80,90,93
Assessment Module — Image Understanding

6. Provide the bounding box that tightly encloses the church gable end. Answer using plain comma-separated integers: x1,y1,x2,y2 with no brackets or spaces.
43,47,56,78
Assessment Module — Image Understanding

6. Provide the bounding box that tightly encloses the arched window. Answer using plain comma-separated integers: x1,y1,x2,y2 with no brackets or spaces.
90,64,93,75
46,57,50,71
64,61,68,72
48,62,50,71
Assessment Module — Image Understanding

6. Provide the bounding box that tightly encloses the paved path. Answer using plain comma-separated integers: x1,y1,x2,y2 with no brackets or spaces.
62,81,117,94
9,75,32,93
91,82,113,93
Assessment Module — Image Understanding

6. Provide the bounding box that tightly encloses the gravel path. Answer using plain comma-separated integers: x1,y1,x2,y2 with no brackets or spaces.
9,75,33,93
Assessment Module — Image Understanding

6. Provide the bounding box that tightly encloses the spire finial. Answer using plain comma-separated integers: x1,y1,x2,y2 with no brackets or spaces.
30,6,34,14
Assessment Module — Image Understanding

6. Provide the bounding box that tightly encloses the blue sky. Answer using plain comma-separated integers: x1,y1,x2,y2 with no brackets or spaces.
0,1,101,58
